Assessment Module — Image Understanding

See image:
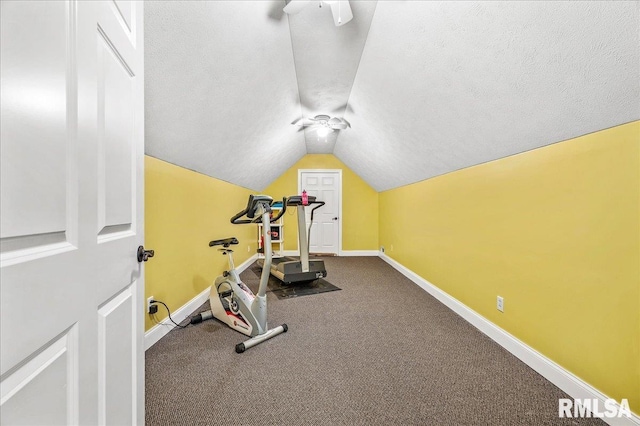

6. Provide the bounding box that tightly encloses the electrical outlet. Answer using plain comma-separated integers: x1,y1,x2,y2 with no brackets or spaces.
497,296,504,313
247,245,250,252
390,244,394,252
147,296,155,314
381,246,385,253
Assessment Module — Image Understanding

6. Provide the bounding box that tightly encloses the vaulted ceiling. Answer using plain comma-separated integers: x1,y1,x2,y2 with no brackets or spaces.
145,1,639,192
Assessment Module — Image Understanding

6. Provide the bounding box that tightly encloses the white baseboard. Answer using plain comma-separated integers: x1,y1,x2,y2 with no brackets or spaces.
282,250,378,257
379,253,639,425
340,250,379,256
144,254,258,351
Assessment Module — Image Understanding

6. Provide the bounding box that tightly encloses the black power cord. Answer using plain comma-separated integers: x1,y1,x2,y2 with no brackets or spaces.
149,299,189,329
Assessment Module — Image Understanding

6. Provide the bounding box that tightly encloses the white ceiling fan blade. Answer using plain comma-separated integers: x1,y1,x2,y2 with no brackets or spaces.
328,117,350,129
291,116,321,129
283,0,312,15
302,124,322,133
327,1,352,26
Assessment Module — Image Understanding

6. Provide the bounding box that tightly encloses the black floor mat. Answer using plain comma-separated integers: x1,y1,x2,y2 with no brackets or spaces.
251,265,341,299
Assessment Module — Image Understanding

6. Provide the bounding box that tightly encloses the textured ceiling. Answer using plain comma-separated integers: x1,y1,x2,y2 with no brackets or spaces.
145,1,305,190
145,1,640,192
336,1,640,191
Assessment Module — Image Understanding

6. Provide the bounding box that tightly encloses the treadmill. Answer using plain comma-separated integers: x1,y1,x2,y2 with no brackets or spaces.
258,195,327,284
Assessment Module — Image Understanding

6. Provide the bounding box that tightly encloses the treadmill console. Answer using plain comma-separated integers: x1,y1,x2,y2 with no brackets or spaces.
245,195,273,218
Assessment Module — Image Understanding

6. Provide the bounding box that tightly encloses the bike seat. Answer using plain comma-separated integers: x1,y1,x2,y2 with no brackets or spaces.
209,237,239,248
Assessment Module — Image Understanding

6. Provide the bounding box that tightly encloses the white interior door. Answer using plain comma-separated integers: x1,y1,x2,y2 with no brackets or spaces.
299,170,341,255
0,1,145,425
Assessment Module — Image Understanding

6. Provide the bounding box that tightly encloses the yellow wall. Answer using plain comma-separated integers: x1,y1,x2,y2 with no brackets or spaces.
379,121,640,412
264,154,379,252
144,156,256,331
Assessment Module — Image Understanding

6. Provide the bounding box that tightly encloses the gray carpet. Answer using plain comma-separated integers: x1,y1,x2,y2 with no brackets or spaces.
146,257,604,425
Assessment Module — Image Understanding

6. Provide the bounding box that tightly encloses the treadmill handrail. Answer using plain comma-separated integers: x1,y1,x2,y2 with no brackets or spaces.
230,195,283,224
309,200,325,222
270,198,287,223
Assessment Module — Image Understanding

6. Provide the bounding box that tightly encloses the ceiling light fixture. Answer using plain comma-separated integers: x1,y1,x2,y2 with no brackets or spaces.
291,114,351,134
316,126,333,137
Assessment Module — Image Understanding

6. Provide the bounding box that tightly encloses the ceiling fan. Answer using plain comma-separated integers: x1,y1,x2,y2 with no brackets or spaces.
283,0,353,26
292,114,351,136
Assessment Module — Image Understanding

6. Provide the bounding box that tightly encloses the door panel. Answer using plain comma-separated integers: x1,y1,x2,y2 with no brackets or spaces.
98,286,135,425
0,2,144,425
97,26,134,236
0,325,79,425
113,1,134,33
321,222,334,251
0,0,74,257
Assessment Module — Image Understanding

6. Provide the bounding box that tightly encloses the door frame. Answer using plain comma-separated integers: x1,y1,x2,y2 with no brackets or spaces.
298,169,342,256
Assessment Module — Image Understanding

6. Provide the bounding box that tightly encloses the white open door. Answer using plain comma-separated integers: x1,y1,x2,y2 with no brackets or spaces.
299,170,342,255
1,1,145,425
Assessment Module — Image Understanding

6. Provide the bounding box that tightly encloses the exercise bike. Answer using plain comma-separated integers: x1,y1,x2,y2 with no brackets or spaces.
191,195,288,353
